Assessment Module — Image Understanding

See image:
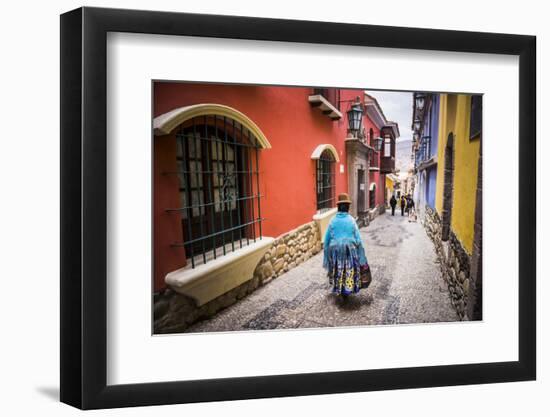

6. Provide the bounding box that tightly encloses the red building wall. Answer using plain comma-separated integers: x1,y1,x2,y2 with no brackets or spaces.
154,133,186,288
153,83,358,291
362,114,386,208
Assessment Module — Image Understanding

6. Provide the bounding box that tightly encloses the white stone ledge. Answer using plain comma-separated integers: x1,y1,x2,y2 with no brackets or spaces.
313,207,337,240
308,95,343,120
165,237,274,306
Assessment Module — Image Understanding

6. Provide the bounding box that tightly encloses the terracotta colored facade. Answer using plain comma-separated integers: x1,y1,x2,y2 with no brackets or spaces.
364,118,384,208
153,83,396,291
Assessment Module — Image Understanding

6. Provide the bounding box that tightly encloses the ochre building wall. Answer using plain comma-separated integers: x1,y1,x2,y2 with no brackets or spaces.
435,94,480,254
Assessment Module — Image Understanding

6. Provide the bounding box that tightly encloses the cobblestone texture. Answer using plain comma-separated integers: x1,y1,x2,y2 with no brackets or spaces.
185,211,459,333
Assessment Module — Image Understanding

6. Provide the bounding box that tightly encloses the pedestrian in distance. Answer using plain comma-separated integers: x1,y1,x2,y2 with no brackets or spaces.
389,194,397,216
400,195,407,216
407,196,417,222
323,193,370,298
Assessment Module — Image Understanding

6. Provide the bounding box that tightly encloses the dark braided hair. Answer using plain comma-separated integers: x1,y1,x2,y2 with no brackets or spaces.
337,203,350,212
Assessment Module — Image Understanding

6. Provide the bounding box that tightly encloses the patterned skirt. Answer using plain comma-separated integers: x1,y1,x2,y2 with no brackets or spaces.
326,244,362,295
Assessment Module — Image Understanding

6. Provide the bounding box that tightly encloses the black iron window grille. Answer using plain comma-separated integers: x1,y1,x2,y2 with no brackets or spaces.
316,149,336,213
167,115,264,268
421,135,431,161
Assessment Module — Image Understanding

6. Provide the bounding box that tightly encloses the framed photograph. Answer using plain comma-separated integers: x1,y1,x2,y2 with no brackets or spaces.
60,6,536,409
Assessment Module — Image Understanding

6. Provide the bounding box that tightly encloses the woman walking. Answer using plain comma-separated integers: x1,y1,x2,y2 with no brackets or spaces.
323,193,369,296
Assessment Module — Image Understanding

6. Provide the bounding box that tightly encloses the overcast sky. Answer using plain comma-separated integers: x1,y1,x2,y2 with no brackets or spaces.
365,90,413,143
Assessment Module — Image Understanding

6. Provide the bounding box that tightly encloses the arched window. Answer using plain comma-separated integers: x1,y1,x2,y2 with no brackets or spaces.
175,115,264,267
369,128,374,147
441,133,455,241
316,149,336,212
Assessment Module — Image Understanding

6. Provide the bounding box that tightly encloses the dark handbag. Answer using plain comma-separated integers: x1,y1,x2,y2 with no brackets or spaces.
360,264,372,288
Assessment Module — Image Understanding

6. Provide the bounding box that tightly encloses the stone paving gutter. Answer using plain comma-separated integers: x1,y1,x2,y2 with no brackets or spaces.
184,211,459,333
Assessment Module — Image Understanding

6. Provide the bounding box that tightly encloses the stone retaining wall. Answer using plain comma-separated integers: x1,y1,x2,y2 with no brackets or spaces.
358,204,385,227
423,207,471,319
154,221,322,334
253,221,322,285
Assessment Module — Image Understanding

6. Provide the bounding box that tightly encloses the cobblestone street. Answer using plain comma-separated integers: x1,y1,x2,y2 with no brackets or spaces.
186,211,458,333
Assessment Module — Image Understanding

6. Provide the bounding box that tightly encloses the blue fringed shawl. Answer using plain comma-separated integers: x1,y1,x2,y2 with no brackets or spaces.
323,212,368,270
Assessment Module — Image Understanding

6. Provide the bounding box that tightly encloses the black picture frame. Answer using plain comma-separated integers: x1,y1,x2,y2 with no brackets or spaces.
60,6,536,410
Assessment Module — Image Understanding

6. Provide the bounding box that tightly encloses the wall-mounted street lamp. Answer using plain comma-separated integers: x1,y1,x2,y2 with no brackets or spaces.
415,93,426,111
346,97,363,137
374,137,384,152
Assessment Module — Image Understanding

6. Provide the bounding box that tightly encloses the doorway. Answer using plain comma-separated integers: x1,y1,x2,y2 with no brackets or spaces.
357,168,366,214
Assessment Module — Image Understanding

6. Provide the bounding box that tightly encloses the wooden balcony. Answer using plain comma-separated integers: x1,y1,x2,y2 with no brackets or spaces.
380,156,395,174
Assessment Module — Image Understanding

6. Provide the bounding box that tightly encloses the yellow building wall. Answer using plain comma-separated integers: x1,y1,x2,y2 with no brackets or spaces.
434,94,480,255
386,177,394,193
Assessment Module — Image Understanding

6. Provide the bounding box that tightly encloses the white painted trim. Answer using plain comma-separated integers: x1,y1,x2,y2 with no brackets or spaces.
364,93,400,137
153,103,272,149
312,207,338,221
310,144,340,162
386,121,401,138
307,94,343,120
364,93,388,129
